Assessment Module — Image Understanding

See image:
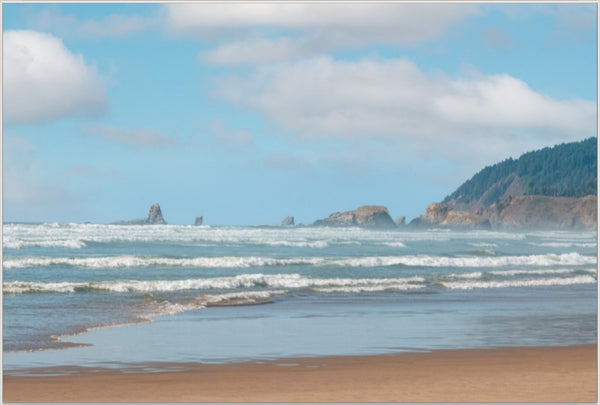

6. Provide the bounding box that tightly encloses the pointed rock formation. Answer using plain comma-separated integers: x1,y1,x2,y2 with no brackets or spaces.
395,216,406,226
146,203,166,224
114,203,167,225
194,216,203,226
281,216,295,227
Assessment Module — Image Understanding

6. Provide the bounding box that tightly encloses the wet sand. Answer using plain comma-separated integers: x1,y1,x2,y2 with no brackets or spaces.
3,344,597,402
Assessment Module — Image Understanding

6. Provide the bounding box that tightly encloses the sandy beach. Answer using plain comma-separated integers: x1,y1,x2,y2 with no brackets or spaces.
3,344,596,402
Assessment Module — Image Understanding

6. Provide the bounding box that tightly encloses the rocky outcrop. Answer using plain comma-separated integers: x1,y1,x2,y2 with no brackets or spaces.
487,195,597,229
194,216,203,226
314,206,397,229
410,203,490,229
281,216,295,227
146,204,166,224
115,203,167,225
443,138,596,211
395,216,406,226
411,195,597,230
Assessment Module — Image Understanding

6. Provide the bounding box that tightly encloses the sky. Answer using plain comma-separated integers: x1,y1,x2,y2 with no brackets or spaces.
2,2,597,225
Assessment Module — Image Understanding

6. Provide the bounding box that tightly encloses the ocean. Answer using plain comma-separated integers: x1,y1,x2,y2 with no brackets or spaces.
2,223,597,375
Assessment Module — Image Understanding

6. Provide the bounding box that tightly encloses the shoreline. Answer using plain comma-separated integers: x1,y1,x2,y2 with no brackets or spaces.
3,344,597,402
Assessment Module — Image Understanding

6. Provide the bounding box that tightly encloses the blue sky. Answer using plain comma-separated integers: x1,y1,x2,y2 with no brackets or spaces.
2,2,597,225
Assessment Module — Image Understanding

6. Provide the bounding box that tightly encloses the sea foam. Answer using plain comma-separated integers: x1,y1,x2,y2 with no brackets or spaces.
441,275,597,290
3,252,596,270
2,274,426,294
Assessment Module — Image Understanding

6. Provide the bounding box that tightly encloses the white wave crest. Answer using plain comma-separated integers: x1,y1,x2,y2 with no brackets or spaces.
467,242,498,248
447,272,484,279
4,252,595,270
328,252,596,268
1,256,326,269
529,242,598,248
381,242,407,248
146,290,286,316
441,275,597,290
3,274,426,295
448,268,597,280
2,238,87,249
490,268,598,277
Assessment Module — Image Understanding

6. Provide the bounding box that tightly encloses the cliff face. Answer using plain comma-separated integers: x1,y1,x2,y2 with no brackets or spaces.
314,205,397,229
412,203,490,229
412,195,597,230
487,195,597,229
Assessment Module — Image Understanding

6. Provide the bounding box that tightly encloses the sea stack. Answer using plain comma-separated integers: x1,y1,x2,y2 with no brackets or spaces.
146,203,167,224
314,206,397,229
112,203,167,225
281,216,295,227
194,216,203,226
395,216,406,226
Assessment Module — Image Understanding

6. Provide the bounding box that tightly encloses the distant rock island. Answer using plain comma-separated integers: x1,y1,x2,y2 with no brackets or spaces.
314,205,397,229
111,138,596,230
114,203,167,225
411,137,597,230
281,216,295,227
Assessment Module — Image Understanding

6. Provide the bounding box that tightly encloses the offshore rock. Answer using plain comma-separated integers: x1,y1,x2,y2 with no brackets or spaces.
114,203,167,225
395,216,406,226
146,203,166,224
314,206,397,229
281,216,295,227
194,216,203,226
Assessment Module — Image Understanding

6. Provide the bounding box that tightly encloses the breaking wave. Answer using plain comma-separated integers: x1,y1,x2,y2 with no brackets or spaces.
5,268,596,295
441,275,597,290
4,252,596,270
3,274,427,295
448,268,597,279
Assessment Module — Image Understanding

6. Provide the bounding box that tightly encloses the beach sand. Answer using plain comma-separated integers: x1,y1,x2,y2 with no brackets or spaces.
3,344,596,402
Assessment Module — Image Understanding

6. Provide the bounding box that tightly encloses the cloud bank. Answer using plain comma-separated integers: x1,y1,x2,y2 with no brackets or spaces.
24,7,158,39
167,3,480,64
4,30,107,124
213,57,596,162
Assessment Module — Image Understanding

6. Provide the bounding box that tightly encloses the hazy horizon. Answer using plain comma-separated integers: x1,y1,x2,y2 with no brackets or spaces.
3,3,597,225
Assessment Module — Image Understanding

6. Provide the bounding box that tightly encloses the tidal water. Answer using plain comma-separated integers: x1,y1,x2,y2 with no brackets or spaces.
3,223,597,374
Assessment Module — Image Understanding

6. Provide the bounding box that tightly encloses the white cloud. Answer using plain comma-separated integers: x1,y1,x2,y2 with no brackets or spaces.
433,74,595,133
166,3,477,40
4,30,107,124
24,7,158,39
213,56,596,164
201,36,316,66
166,3,479,64
88,125,175,148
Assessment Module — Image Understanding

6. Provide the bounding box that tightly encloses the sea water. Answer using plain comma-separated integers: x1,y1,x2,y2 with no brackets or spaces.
2,223,597,374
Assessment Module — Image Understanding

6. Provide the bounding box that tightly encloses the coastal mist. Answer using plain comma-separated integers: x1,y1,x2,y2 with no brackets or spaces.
3,223,597,374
